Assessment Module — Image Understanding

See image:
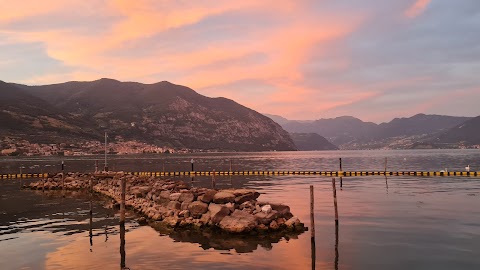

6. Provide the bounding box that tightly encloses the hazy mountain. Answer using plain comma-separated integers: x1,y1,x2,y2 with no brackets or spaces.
375,113,471,139
12,78,295,151
0,81,99,143
280,116,377,146
266,113,475,149
289,133,338,151
434,116,480,145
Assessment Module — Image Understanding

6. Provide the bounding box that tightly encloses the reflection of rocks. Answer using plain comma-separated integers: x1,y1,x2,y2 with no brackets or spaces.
25,172,306,235
150,222,303,253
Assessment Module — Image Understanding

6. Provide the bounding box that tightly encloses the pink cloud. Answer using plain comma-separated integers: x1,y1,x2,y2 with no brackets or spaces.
404,0,431,18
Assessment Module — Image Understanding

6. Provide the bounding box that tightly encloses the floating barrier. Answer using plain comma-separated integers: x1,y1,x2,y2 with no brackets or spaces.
1,171,479,179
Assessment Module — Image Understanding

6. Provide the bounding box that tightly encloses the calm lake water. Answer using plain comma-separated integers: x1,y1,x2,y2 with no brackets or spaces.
1,150,479,269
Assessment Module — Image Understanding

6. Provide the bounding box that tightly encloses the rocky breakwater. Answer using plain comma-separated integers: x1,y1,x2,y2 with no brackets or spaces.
24,173,306,234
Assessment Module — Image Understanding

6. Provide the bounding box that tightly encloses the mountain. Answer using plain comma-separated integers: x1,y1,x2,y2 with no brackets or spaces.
280,116,377,146
266,113,475,149
375,114,471,140
10,78,295,151
434,116,480,146
289,133,338,151
0,81,99,143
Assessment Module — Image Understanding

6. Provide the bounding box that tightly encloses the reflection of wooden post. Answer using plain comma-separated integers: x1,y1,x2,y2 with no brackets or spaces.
310,185,315,238
89,193,93,252
332,178,339,225
310,185,316,270
120,176,126,268
335,220,339,270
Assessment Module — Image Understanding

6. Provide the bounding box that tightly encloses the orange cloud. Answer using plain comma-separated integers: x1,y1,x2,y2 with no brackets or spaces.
404,0,431,18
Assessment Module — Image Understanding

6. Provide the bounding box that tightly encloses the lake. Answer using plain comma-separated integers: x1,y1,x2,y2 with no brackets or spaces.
1,150,479,269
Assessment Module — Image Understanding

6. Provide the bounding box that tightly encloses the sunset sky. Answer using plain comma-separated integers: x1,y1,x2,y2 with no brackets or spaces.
1,0,479,122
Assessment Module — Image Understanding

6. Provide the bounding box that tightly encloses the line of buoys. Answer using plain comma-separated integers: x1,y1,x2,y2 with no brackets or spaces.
1,171,478,179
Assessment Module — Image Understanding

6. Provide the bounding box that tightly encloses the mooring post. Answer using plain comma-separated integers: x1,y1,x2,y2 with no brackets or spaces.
191,159,194,173
229,159,233,172
339,158,343,188
95,160,98,173
89,190,93,252
61,161,65,197
310,185,316,270
332,178,339,225
212,169,216,189
384,157,387,172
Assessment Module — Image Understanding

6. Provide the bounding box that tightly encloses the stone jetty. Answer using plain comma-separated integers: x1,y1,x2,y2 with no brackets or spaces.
24,172,306,234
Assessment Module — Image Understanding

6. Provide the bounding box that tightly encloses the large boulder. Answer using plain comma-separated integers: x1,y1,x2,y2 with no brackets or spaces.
219,210,257,233
208,203,230,224
213,192,235,204
235,192,260,204
200,189,218,203
254,210,280,225
188,201,209,218
169,193,181,201
178,192,195,203
167,201,181,210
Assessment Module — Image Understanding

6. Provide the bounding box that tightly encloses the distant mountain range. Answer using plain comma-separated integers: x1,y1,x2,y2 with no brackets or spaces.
1,79,295,152
289,133,339,151
265,113,478,149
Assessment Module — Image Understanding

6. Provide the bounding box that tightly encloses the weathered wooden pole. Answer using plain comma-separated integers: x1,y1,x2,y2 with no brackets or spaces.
95,160,98,173
310,185,316,270
384,157,388,172
212,169,216,189
339,158,343,188
332,178,339,225
191,159,194,172
229,159,233,172
61,161,65,197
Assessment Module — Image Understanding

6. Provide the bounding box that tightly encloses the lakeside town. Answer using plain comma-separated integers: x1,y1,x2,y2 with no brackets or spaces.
0,136,178,156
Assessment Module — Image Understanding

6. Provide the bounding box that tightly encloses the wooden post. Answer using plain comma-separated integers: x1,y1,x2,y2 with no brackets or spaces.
310,185,316,270
95,160,98,173
61,161,65,197
212,169,216,189
384,157,387,172
229,159,232,172
339,158,343,188
332,178,339,225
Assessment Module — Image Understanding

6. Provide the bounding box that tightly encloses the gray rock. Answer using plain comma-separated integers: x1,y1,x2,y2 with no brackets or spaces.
254,210,280,225
285,216,300,228
169,193,181,201
213,191,235,204
167,201,181,210
188,201,209,218
181,201,190,210
159,190,171,199
269,220,279,230
235,192,260,204
200,212,211,225
200,189,218,203
219,210,257,233
178,192,195,203
208,203,230,224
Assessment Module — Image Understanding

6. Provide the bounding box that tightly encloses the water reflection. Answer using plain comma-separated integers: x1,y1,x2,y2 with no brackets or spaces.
334,222,339,270
149,223,304,253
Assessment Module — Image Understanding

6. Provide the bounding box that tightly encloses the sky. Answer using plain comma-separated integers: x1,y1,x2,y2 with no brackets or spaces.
1,0,480,123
